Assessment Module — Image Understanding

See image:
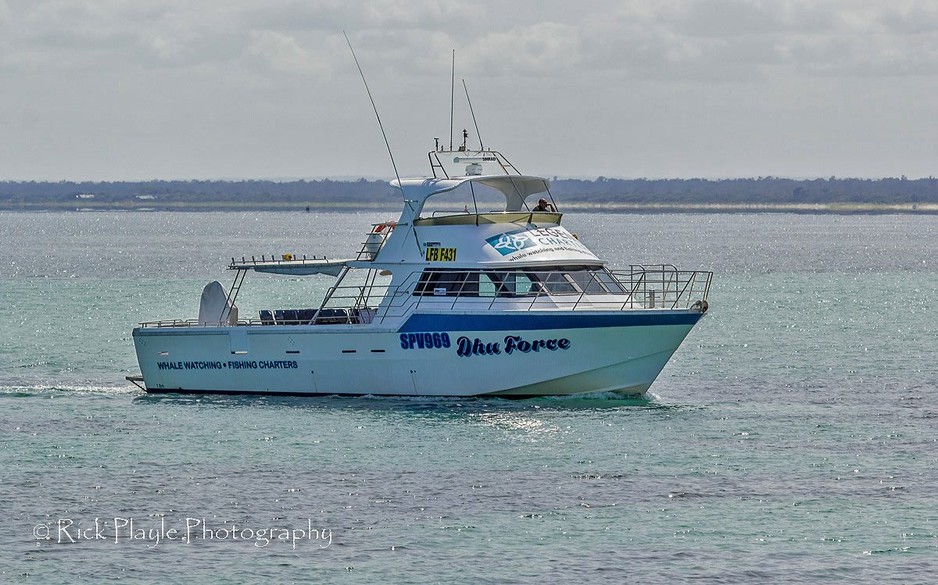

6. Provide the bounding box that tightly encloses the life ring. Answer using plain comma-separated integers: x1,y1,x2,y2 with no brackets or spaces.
372,221,397,233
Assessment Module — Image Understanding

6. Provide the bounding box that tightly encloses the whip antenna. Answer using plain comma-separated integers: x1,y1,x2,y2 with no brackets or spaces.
449,50,455,150
343,32,401,188
462,79,484,151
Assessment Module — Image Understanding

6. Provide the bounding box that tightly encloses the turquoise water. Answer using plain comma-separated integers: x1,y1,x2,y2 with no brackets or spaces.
1,211,936,583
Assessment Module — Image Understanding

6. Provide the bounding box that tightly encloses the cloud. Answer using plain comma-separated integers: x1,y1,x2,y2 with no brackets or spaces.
568,1,938,82
461,22,581,75
2,0,938,180
243,0,474,33
767,2,938,77
5,1,937,81
138,34,189,63
245,30,328,76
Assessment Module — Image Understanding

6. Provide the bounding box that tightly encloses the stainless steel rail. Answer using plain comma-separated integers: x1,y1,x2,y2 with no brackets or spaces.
138,265,711,329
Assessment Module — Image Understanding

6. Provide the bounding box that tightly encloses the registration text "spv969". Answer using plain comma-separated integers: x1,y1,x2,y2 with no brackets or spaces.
400,332,452,350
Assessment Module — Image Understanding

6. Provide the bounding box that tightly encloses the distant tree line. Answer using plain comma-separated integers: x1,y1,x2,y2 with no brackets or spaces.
0,178,397,207
547,176,938,204
1,176,937,209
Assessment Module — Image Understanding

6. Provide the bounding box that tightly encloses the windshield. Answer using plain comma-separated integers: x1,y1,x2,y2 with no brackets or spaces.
413,266,624,297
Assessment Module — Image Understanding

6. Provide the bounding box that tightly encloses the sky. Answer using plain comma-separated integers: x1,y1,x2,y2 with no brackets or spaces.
1,0,937,181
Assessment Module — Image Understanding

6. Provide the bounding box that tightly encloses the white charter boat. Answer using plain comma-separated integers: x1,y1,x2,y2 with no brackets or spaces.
130,142,711,397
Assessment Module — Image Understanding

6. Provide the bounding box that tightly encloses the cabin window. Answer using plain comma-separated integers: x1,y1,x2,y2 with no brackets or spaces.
593,269,627,293
491,271,540,296
478,273,500,297
527,270,578,295
413,267,626,297
567,268,617,294
415,270,478,296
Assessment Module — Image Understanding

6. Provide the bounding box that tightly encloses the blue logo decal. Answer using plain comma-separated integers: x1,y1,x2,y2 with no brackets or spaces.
456,335,571,357
485,230,536,256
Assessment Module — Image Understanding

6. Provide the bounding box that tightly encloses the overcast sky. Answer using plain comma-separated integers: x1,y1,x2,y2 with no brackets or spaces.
2,0,937,181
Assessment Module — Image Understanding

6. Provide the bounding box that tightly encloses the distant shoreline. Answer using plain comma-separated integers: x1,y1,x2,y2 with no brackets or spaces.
566,201,938,214
2,200,937,214
4,176,938,213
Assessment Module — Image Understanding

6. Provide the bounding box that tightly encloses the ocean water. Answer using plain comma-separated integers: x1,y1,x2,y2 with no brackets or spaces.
1,211,936,583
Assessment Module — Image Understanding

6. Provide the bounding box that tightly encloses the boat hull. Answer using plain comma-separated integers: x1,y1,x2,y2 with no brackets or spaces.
132,310,703,398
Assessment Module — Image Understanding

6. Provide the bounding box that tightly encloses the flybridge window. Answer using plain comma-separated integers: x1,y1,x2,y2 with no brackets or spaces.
421,182,508,217
413,266,625,297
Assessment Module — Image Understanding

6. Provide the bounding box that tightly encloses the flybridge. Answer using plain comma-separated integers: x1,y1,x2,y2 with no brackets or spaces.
387,146,557,225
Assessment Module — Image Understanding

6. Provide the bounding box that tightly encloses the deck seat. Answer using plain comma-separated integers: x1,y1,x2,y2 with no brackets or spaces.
314,308,350,324
297,309,317,323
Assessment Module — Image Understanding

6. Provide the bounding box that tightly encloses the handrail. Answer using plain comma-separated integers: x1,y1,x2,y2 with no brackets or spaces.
138,265,712,329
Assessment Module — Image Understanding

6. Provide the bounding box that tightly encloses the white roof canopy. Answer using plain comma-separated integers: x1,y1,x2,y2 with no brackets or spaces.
392,174,551,220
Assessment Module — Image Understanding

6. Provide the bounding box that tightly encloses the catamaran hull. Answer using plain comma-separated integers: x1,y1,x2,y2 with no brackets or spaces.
132,311,703,398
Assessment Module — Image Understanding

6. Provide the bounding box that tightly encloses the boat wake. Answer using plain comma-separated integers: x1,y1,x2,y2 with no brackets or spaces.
0,384,140,397
128,389,673,412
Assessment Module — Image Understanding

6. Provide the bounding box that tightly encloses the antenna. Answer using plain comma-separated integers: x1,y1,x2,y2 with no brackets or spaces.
343,32,401,188
449,50,455,151
462,79,484,151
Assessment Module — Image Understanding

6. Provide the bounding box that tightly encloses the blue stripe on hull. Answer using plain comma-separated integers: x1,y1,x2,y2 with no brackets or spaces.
398,311,702,332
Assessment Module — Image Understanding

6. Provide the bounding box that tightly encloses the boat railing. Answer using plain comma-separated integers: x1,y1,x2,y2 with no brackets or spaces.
138,318,206,328
325,265,712,323
355,222,396,261
136,265,711,329
610,265,713,310
428,149,523,179
138,308,374,328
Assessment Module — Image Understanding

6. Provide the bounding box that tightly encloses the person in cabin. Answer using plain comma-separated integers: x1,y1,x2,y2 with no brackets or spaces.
533,197,556,212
